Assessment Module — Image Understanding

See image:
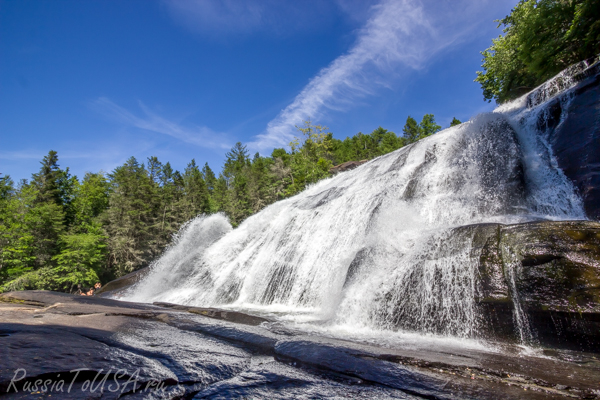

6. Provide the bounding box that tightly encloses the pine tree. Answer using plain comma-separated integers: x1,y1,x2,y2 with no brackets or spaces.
212,174,230,215
146,156,163,184
202,163,219,213
31,150,62,205
419,114,442,138
182,159,210,220
248,153,274,213
402,116,421,144
104,157,158,276
26,151,68,268
223,142,251,225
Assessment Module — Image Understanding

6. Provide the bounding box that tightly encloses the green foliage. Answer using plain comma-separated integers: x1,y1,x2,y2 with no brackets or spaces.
50,232,105,292
476,0,600,103
223,142,252,224
104,156,158,276
402,116,421,144
0,183,37,283
402,114,442,144
182,159,210,220
1,174,15,200
73,172,110,228
31,150,62,205
450,117,462,127
330,126,403,165
419,114,442,137
2,267,57,292
0,115,442,291
287,120,334,195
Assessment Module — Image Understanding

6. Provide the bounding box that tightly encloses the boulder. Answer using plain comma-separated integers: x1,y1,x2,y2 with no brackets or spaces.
470,220,600,350
329,159,368,174
94,267,150,298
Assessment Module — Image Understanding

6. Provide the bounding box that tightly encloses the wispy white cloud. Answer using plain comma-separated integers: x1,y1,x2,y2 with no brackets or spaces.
163,0,366,37
250,0,512,150
92,97,230,150
0,150,112,161
0,150,45,160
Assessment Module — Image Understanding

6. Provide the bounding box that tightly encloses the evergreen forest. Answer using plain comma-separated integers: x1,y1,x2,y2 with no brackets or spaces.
0,115,448,292
3,0,599,293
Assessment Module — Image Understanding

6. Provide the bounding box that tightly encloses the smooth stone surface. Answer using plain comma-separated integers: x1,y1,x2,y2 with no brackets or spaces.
95,267,150,298
329,160,368,174
153,302,272,326
469,220,600,350
541,65,600,220
1,291,600,399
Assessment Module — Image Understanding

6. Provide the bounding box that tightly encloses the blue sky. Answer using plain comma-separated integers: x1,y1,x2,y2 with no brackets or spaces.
0,0,517,182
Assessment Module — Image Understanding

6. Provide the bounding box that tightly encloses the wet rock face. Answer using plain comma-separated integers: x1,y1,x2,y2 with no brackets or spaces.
2,291,600,399
329,159,368,174
471,220,600,350
542,67,600,220
502,222,600,313
95,267,150,298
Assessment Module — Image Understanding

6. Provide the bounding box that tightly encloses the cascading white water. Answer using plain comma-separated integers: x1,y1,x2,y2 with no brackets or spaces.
121,65,588,340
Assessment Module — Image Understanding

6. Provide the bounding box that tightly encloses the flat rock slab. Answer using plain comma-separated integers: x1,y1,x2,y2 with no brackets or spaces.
1,291,600,399
153,302,272,326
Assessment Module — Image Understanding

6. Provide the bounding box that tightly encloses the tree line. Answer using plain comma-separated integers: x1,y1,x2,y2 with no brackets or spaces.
0,114,457,293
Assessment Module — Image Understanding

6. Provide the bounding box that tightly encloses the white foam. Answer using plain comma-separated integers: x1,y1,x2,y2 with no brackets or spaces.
120,78,586,345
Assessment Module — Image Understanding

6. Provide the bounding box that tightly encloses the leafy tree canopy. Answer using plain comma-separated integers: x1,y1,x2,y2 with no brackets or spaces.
476,0,600,103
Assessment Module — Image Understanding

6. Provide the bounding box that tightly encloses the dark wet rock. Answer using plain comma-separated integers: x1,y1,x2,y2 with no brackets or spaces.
329,159,368,174
402,220,600,349
153,302,271,326
95,267,150,298
298,186,345,210
3,290,599,399
500,221,600,314
191,357,416,400
459,220,600,350
499,221,600,351
540,62,600,220
274,339,461,399
0,324,177,396
343,247,375,288
525,57,599,109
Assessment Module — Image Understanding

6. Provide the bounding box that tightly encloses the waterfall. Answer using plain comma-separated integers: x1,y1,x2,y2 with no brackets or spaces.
121,66,588,340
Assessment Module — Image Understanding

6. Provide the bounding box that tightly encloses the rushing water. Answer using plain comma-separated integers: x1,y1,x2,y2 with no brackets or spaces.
121,63,592,341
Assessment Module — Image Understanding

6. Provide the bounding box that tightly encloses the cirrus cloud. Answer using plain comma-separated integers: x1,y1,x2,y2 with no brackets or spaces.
250,0,514,150
92,97,231,150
